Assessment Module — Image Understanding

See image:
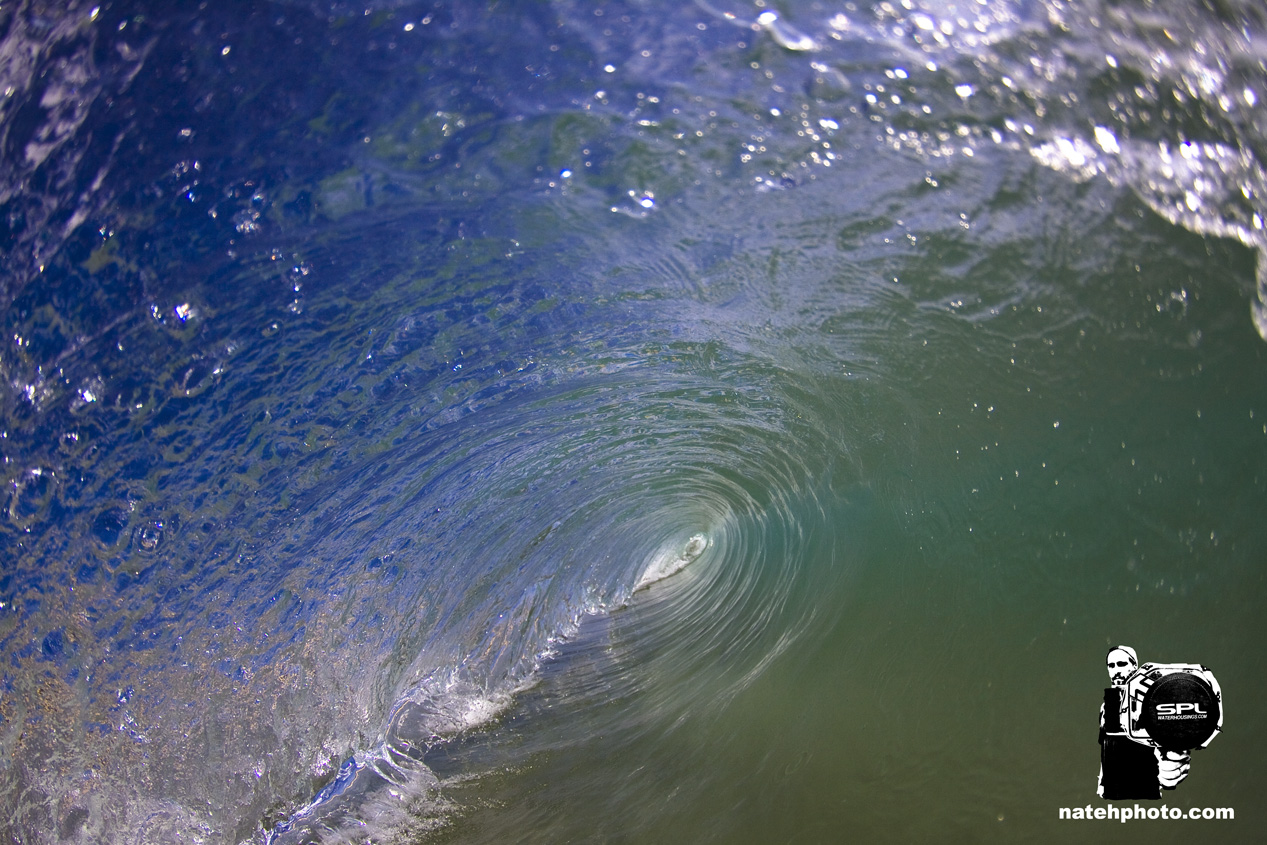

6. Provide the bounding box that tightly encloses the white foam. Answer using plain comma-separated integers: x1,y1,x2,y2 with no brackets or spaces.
634,533,711,591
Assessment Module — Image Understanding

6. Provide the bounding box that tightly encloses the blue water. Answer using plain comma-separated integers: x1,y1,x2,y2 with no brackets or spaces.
2,1,1266,842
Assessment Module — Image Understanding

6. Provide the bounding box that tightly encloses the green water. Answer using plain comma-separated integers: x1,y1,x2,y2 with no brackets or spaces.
406,179,1266,845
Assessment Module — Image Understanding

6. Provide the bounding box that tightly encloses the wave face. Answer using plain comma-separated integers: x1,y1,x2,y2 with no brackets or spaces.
2,1,1266,842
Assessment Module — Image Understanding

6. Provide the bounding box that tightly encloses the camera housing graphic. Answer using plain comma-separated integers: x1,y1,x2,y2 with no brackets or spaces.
1109,663,1223,752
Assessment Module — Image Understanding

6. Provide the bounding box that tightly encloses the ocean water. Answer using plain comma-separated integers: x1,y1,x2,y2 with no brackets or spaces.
2,0,1266,842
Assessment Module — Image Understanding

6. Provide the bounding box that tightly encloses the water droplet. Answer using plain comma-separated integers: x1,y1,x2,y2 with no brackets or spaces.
136,521,163,551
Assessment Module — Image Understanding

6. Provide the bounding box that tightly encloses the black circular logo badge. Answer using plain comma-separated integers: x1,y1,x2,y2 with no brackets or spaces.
1140,672,1221,751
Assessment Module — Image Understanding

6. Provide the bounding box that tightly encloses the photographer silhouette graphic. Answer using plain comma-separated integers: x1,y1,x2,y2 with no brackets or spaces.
1098,645,1223,800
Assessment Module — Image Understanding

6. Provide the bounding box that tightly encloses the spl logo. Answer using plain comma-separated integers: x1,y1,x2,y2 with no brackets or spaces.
1098,646,1223,800
1154,702,1209,719
1137,670,1222,743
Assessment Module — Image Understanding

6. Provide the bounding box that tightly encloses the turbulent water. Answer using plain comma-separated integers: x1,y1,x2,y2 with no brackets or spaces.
2,0,1266,842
